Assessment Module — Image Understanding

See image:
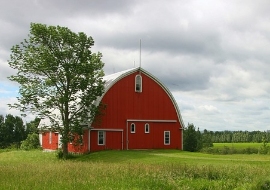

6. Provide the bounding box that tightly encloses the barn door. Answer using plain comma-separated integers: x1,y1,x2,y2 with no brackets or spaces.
128,122,154,149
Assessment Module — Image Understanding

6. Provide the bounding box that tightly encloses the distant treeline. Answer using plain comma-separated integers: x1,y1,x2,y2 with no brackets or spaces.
184,124,270,153
202,129,270,143
0,114,40,149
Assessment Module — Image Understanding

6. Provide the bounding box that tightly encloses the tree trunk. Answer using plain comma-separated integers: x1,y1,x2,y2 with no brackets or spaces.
62,142,68,159
61,118,70,159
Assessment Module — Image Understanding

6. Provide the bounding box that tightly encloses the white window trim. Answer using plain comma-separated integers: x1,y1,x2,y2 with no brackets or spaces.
164,131,170,145
145,123,150,133
135,74,142,92
130,123,136,133
98,131,105,145
49,131,52,144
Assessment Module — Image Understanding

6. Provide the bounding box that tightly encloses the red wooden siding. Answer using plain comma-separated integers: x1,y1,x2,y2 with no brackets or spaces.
90,130,122,151
92,71,183,151
127,122,181,149
68,130,89,153
42,130,90,153
99,72,180,124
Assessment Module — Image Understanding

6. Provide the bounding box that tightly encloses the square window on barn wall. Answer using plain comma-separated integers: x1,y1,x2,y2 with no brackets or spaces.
130,123,136,133
145,123,150,133
135,75,142,92
164,131,170,145
98,131,105,145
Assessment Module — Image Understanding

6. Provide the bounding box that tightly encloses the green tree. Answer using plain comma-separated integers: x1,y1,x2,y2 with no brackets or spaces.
25,117,41,135
8,23,105,158
259,134,269,154
0,115,5,148
20,133,40,150
0,114,26,148
2,115,14,146
13,115,25,149
196,127,203,150
202,129,213,148
183,123,202,152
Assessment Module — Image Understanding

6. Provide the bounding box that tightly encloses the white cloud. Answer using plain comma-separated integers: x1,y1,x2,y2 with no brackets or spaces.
198,105,219,114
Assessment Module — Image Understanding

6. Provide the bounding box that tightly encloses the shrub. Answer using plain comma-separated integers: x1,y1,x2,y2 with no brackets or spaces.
56,148,64,159
255,179,270,190
20,133,40,150
243,147,258,154
258,137,269,155
55,149,77,159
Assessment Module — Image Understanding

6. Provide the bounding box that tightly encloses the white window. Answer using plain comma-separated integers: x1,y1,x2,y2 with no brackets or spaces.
135,75,142,92
130,123,136,133
145,123,150,133
164,131,170,145
98,131,105,145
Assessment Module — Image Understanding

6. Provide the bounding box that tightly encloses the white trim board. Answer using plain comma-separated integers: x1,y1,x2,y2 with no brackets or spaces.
91,128,123,132
127,119,177,123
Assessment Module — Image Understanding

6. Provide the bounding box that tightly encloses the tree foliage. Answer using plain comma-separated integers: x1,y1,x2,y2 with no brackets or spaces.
0,114,39,149
258,135,269,154
202,129,213,148
25,117,41,134
204,130,270,143
8,23,105,158
183,123,202,152
20,133,40,150
183,124,213,152
0,114,26,148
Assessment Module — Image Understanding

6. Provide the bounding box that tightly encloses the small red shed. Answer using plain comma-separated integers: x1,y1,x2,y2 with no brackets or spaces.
39,67,185,153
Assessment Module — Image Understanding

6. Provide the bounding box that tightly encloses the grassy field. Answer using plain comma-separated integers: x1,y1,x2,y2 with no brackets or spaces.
1,149,270,189
214,143,262,149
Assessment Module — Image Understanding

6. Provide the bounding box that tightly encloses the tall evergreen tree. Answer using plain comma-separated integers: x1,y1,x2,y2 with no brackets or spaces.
183,123,202,152
2,114,16,146
13,116,25,149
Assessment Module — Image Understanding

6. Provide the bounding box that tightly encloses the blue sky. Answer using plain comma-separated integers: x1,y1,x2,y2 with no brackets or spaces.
0,83,18,98
0,0,270,131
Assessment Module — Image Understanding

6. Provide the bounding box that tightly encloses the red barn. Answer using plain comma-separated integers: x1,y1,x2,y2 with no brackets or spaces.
39,67,185,153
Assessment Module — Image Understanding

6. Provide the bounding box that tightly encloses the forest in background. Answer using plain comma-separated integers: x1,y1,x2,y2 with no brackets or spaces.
202,129,270,143
183,123,270,153
0,114,40,149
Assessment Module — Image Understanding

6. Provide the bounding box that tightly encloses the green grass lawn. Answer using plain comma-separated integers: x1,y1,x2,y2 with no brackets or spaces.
1,149,270,189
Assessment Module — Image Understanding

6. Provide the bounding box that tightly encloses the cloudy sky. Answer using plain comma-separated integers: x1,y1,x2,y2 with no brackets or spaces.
0,0,270,131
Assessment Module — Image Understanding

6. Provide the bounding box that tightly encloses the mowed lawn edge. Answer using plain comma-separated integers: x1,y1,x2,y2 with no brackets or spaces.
1,149,270,189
